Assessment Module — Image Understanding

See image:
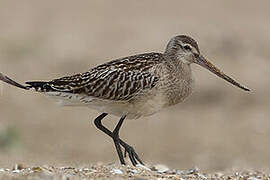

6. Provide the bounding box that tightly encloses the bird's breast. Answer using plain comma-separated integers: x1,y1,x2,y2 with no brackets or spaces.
160,64,194,106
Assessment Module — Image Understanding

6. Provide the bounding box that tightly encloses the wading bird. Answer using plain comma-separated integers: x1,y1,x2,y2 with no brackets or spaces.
0,35,249,166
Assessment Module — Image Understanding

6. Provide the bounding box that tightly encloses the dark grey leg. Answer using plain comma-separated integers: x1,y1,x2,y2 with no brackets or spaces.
93,113,144,166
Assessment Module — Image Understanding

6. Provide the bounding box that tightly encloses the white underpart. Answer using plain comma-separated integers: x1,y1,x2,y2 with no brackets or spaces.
44,91,166,119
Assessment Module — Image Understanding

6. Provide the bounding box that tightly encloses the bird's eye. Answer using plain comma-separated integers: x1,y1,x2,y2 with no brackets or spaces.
183,45,192,51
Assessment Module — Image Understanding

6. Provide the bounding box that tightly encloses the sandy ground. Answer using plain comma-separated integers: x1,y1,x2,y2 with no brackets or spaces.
1,164,270,180
0,0,270,178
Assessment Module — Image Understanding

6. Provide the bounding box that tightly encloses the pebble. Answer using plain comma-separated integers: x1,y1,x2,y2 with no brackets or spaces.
12,169,21,173
173,169,182,175
186,167,200,174
153,164,169,173
128,169,139,174
136,164,151,171
111,169,123,175
248,177,260,180
198,173,207,179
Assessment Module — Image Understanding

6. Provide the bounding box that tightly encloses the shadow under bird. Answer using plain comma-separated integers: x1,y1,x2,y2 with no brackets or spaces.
0,35,250,166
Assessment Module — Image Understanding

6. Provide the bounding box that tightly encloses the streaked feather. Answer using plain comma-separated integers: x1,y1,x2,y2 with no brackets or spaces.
26,52,163,101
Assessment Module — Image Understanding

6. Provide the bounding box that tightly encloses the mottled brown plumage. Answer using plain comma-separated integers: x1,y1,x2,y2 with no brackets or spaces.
38,52,162,101
0,35,250,166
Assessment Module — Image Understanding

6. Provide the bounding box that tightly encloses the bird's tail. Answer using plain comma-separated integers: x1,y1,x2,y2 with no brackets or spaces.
25,81,53,92
0,73,51,92
0,73,30,90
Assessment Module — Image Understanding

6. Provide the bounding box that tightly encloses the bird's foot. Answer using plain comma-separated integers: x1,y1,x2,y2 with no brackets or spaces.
120,141,144,166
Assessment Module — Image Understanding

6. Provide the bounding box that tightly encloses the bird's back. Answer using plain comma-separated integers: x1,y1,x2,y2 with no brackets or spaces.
27,52,162,99
24,53,168,118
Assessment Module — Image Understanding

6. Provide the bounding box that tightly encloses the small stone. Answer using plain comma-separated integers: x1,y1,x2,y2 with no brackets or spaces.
176,169,184,175
248,177,260,180
128,169,139,174
32,167,42,172
198,173,207,179
136,164,151,171
12,169,21,173
153,164,169,173
82,168,91,171
186,167,200,174
111,169,123,175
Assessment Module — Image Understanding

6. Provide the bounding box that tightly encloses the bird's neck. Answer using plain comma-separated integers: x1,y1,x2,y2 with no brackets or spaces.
159,56,194,106
163,55,191,74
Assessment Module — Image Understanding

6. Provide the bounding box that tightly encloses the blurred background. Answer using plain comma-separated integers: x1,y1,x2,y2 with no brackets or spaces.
0,0,269,172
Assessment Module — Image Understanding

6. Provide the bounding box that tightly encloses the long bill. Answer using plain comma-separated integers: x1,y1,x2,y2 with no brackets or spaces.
196,55,250,91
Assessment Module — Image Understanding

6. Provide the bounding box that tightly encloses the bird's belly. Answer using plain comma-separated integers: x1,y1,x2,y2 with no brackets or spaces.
44,91,165,119
127,93,167,119
92,93,166,119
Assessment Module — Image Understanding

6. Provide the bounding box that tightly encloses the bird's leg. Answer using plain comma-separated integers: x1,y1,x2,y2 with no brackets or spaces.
93,113,144,166
94,113,125,164
112,115,126,165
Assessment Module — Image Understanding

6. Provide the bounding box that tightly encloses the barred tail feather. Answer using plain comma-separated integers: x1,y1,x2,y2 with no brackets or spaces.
0,73,52,92
25,81,53,92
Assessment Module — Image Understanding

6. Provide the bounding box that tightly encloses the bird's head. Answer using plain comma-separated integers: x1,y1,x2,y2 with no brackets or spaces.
164,35,250,91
